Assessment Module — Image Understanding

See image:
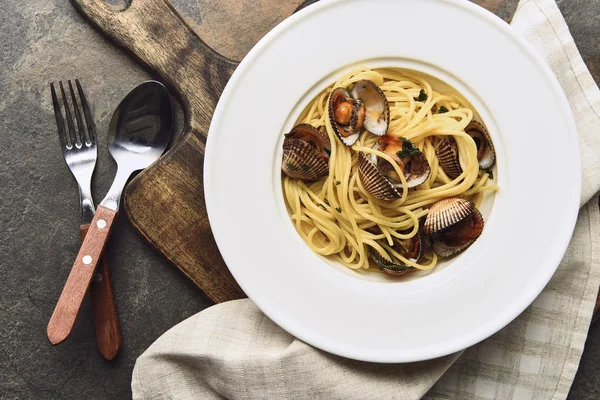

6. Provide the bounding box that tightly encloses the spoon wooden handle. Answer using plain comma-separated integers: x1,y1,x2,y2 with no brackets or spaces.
81,224,121,360
48,206,117,345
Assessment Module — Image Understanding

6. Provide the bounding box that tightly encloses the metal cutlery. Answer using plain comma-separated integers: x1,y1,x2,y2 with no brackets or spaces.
50,80,121,359
47,81,173,345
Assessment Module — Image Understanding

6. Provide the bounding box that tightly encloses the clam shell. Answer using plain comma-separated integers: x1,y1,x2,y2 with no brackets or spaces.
369,231,425,275
423,197,475,235
282,138,329,181
370,138,431,189
358,152,401,200
432,208,484,257
405,153,431,188
466,121,496,169
436,136,462,179
351,80,389,136
371,250,411,276
287,124,330,154
328,88,362,146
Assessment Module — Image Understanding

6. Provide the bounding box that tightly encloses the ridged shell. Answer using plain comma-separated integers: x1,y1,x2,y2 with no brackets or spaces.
432,208,484,257
423,197,475,235
350,80,389,136
282,138,329,181
358,152,401,200
328,88,363,146
466,121,496,169
436,136,462,179
371,250,411,275
287,124,330,154
369,231,425,276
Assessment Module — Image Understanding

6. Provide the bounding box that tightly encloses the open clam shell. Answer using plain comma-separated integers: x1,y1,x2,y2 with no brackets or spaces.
436,121,495,178
465,121,496,169
424,198,484,257
281,124,331,181
350,80,389,137
358,152,401,200
287,123,331,154
436,136,462,180
329,80,389,146
328,88,365,146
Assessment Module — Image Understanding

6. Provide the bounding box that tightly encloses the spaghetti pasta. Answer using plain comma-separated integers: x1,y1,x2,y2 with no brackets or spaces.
282,67,499,273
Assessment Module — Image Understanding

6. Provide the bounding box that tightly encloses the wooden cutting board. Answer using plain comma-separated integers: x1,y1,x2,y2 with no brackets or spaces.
72,0,600,315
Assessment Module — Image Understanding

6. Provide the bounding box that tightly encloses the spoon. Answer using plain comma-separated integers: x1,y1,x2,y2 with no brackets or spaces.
48,81,173,345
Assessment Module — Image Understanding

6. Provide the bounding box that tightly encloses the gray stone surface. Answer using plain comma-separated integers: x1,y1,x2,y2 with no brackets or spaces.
0,1,598,399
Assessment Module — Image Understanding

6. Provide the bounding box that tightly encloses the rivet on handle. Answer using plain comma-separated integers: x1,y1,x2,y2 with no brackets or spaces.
83,255,93,265
97,219,107,229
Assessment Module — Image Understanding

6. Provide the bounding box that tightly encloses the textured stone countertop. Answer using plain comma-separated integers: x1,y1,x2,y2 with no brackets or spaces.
0,0,598,399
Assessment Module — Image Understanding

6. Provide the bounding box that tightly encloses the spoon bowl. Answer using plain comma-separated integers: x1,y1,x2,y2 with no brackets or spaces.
102,81,173,210
108,81,173,169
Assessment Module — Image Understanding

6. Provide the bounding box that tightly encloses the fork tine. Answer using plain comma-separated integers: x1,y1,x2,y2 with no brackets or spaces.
75,79,96,145
68,80,87,146
50,83,69,150
59,81,79,148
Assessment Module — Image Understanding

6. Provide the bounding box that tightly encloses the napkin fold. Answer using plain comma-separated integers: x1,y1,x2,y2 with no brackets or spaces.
132,0,600,399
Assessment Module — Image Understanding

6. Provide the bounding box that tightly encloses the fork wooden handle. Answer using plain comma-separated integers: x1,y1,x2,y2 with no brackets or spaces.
80,224,121,360
48,206,117,345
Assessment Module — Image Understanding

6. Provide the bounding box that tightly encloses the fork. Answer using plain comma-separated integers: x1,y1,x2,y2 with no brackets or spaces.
50,80,121,359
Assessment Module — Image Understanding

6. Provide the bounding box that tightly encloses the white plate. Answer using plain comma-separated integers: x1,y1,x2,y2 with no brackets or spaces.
204,0,581,363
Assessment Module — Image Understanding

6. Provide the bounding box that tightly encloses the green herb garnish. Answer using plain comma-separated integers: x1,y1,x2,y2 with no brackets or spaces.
284,131,295,138
438,106,449,114
486,169,494,180
286,163,297,171
335,181,341,185
318,204,327,211
396,137,423,158
335,207,342,213
415,89,428,102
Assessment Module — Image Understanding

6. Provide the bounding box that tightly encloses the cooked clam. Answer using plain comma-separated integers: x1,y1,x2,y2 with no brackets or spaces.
329,88,365,146
436,136,462,179
281,124,331,181
465,121,496,169
435,121,495,179
329,80,389,146
369,230,426,275
423,197,484,257
358,135,431,200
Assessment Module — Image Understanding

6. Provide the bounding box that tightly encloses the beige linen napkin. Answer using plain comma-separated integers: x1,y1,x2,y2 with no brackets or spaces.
132,0,600,399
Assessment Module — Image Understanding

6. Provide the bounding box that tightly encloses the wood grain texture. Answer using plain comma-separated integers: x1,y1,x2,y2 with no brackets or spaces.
186,0,300,62
47,206,117,344
472,0,505,13
81,224,121,360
